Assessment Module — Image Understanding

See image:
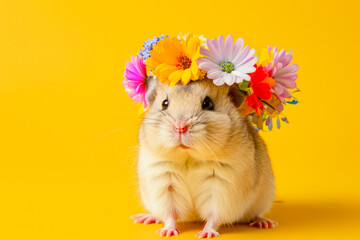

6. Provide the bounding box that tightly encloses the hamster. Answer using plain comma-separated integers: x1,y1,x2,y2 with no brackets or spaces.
130,76,277,238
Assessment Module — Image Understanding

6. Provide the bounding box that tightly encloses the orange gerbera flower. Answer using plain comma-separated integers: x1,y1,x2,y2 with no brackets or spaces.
146,34,201,87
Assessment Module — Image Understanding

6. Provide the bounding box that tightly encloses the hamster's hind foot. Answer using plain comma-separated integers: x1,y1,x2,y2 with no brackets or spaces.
249,216,278,229
130,214,161,224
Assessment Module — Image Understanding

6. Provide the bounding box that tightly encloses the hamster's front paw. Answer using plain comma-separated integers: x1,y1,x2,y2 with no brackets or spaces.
249,216,278,229
130,214,161,224
156,227,180,237
195,229,220,238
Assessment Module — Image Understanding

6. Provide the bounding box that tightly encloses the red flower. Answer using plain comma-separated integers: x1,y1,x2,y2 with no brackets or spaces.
245,94,264,115
248,65,275,100
244,65,276,115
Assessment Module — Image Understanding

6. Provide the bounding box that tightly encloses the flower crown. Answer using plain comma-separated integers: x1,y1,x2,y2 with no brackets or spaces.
123,34,299,131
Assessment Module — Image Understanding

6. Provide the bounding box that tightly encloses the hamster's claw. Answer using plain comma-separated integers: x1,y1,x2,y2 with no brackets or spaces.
130,214,161,224
249,216,278,229
156,227,180,237
195,229,220,238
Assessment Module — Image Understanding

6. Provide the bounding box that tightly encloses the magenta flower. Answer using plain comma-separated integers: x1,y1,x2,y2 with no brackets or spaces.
264,46,299,101
197,35,257,86
123,56,148,108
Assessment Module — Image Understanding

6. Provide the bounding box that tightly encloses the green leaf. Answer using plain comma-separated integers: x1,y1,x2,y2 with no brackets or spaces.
239,81,249,91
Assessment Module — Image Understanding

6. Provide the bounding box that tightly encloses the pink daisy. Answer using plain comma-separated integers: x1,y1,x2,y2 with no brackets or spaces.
264,46,299,101
123,56,148,108
197,35,257,86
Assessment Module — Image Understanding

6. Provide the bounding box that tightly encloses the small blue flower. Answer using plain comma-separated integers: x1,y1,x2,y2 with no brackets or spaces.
265,117,273,131
137,35,168,60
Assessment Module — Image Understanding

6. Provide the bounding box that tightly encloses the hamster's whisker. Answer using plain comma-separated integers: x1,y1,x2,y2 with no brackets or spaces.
195,111,206,121
188,121,198,129
203,137,225,159
188,118,208,129
125,145,140,164
199,138,222,161
88,127,128,144
160,110,176,122
203,142,217,160
203,141,222,160
150,110,175,124
143,117,161,122
205,141,223,162
188,112,206,128
142,115,165,123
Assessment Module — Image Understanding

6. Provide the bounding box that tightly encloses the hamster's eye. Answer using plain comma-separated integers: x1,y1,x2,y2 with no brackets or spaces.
202,96,214,110
162,99,169,110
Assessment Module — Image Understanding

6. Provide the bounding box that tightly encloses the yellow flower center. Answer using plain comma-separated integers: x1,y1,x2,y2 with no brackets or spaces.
177,53,192,70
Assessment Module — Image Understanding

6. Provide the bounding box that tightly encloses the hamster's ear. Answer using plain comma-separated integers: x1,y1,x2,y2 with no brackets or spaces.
228,84,245,108
145,75,158,106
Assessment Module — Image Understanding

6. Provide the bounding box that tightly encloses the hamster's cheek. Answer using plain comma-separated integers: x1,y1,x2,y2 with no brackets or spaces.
188,112,232,149
159,130,178,147
150,123,181,148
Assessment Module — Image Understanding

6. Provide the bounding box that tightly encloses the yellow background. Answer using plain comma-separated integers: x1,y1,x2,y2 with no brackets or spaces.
1,0,359,239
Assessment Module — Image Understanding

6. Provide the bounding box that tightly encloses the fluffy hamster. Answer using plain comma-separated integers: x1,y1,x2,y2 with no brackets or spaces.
132,76,276,238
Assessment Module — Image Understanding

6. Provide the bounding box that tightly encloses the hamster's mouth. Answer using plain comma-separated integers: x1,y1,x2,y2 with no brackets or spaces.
179,144,190,149
176,133,191,149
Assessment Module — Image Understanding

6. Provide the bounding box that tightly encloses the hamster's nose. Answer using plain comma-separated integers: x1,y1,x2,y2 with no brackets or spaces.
174,121,188,134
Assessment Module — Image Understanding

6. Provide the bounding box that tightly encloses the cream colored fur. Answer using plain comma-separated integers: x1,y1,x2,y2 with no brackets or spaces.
137,78,275,228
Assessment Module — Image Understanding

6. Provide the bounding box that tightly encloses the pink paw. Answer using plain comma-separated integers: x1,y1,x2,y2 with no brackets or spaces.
195,229,220,238
130,214,161,224
156,227,180,237
249,216,277,229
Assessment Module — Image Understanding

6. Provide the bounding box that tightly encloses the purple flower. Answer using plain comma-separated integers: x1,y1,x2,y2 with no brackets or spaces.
123,56,148,107
264,46,299,101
